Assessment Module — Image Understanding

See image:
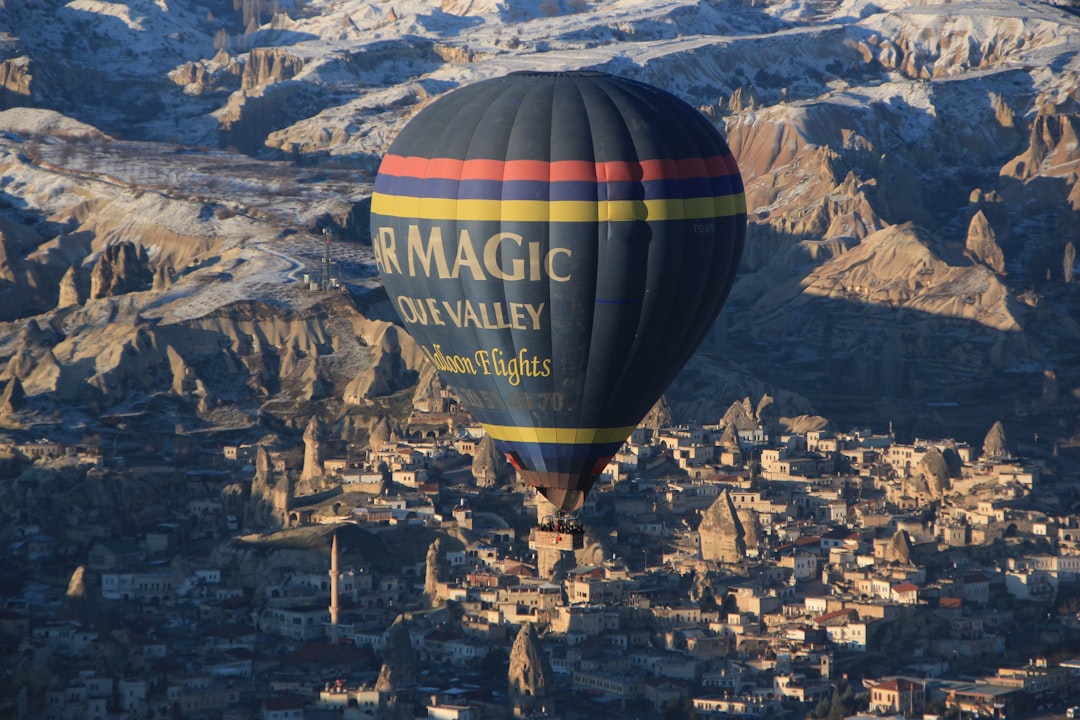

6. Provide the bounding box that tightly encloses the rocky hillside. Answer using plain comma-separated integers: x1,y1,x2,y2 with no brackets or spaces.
0,0,1078,449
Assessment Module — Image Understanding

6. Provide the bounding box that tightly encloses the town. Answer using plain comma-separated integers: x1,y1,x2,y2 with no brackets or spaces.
1,392,1078,720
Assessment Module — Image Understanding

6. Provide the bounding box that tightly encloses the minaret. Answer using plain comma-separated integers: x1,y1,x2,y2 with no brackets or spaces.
329,532,340,643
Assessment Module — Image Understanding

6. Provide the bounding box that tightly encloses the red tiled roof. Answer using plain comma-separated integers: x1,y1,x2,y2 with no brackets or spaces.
815,609,856,625
892,582,919,593
503,563,536,577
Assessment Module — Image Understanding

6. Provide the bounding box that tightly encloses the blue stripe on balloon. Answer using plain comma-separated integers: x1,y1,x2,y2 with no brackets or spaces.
373,174,737,203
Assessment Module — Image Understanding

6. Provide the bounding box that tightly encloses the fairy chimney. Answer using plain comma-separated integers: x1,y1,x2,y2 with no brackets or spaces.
699,489,746,563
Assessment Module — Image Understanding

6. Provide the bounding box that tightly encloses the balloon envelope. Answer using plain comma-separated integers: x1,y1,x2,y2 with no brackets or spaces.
371,71,746,511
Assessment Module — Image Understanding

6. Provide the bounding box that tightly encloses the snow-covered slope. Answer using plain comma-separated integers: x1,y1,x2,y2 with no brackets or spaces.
1,0,1079,445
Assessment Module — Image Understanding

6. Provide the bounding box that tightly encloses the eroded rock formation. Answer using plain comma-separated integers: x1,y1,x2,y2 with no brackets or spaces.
508,622,552,714
983,420,1008,459
300,415,326,483
699,489,746,564
966,210,1006,274
916,447,950,498
472,434,512,488
423,538,448,607
883,529,914,566
89,242,152,299
375,615,416,693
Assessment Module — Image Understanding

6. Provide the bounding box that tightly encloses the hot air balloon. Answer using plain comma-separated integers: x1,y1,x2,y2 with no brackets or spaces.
370,71,746,513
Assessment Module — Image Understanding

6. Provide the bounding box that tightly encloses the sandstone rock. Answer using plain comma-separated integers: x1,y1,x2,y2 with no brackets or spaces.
0,218,51,321
423,538,447,607
222,483,248,519
375,615,416,693
241,48,305,92
411,371,444,413
721,397,759,433
699,489,746,563
65,565,87,598
56,265,82,308
508,622,552,714
151,265,172,292
755,394,780,430
779,415,832,434
798,223,1020,332
0,56,33,105
0,107,105,138
89,242,152,299
166,345,196,398
728,85,761,113
1003,108,1080,183
1043,369,1060,404
369,416,393,451
738,508,763,555
719,422,740,450
939,440,964,478
343,320,428,404
917,447,950,497
640,395,673,429
216,80,326,154
1,376,26,417
168,56,242,95
472,434,511,488
300,415,325,483
245,446,291,531
966,210,1005,274
982,420,1008,459
883,529,913,565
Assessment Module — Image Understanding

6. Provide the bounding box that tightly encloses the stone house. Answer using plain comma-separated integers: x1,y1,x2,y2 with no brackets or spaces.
891,582,920,604
825,619,871,651
258,604,330,641
867,677,925,714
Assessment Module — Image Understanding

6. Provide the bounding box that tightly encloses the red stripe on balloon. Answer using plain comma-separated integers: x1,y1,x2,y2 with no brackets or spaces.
377,154,740,183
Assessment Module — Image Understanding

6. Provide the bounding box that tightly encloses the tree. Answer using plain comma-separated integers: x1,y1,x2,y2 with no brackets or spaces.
477,646,508,677
664,696,699,720
827,686,847,720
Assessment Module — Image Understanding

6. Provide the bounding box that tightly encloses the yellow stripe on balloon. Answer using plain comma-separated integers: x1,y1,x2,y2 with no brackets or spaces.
482,424,638,445
371,193,746,223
